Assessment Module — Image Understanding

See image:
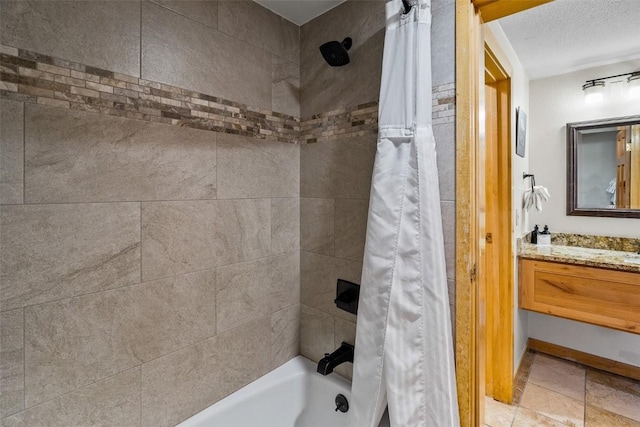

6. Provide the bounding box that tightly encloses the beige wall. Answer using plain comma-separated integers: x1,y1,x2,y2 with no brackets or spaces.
298,0,457,380
0,1,300,426
528,59,640,238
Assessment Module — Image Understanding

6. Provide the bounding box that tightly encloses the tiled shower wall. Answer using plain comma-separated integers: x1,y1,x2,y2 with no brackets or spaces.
298,0,456,380
0,1,300,426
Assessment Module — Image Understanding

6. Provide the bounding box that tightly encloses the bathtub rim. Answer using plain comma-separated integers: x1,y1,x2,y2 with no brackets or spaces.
176,355,352,427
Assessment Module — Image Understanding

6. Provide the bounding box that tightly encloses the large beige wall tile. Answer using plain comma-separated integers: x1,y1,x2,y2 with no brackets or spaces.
271,198,300,255
301,136,376,199
216,133,299,199
300,304,334,363
216,252,299,333
272,57,300,117
300,50,334,119
334,198,369,261
214,199,271,265
24,269,216,407
270,304,300,368
300,198,335,255
300,251,361,322
332,29,383,110
0,0,140,76
141,201,216,280
151,0,218,28
0,310,23,418
431,4,455,87
0,203,140,311
142,1,272,109
2,368,140,427
0,100,23,205
142,199,270,280
333,317,356,380
141,319,271,427
218,0,300,64
24,105,216,203
433,122,455,201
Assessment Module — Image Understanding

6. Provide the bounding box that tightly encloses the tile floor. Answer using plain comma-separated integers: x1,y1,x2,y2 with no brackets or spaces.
485,351,640,427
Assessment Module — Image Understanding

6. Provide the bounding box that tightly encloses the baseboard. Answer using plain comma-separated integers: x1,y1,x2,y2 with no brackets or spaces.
527,338,640,381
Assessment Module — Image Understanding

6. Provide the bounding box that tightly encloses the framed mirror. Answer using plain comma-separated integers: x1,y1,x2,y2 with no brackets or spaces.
567,115,640,218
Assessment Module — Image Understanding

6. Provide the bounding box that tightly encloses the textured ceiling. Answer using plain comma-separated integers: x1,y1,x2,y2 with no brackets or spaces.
498,0,640,79
253,0,346,25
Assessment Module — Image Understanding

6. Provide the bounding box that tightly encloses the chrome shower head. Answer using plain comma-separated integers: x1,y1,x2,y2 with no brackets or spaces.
319,37,352,67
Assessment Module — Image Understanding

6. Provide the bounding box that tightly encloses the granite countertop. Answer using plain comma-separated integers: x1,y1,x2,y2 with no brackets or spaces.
519,243,640,273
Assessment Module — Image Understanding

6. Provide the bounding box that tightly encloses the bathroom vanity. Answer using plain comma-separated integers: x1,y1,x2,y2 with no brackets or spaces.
519,243,640,334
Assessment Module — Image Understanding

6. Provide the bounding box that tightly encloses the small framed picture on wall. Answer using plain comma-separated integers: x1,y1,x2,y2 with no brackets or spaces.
516,106,527,158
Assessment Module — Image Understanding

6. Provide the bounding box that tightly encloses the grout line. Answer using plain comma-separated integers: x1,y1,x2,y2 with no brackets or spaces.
16,365,141,415
139,365,142,427
22,101,25,205
0,250,300,315
139,202,142,284
10,286,297,417
332,197,336,256
4,196,300,207
214,132,218,202
139,0,142,80
22,308,26,413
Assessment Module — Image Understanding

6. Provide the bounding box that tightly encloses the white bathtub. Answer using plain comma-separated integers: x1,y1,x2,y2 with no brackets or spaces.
178,356,390,427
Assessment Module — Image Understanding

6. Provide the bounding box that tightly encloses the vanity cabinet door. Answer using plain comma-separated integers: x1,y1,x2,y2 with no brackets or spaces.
519,259,640,334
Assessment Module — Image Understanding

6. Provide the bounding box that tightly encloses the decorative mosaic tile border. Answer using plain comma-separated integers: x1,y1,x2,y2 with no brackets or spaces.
0,44,301,143
0,45,456,144
300,83,456,144
301,101,379,144
432,82,456,125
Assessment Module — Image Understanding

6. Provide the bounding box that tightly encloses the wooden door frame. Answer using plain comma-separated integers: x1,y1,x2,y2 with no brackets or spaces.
455,1,553,425
483,38,513,404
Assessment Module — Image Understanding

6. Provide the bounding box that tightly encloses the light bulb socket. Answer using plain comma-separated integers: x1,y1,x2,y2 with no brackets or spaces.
582,80,605,91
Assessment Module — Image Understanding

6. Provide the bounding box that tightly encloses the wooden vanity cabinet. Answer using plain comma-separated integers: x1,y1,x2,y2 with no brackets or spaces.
519,258,640,334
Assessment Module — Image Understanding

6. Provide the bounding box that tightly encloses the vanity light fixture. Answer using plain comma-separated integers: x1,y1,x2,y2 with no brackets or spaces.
582,80,605,104
582,71,640,103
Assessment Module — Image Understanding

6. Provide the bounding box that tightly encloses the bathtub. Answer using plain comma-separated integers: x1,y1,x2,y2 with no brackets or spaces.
178,356,390,427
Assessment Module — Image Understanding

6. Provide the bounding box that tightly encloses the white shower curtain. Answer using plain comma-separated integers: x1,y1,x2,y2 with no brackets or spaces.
348,0,459,426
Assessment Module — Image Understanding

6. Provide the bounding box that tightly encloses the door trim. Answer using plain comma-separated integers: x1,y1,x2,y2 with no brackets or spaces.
455,1,554,425
483,39,514,404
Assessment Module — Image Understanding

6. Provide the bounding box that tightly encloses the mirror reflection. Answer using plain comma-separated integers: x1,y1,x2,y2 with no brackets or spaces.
577,124,640,209
567,115,640,218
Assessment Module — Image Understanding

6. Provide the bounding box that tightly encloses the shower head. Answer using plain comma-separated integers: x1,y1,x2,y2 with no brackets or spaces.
319,37,352,67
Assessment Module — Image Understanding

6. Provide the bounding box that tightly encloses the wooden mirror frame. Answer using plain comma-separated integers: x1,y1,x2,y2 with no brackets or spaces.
566,115,640,218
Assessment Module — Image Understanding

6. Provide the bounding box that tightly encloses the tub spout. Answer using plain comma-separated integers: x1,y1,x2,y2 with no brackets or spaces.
317,342,354,376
